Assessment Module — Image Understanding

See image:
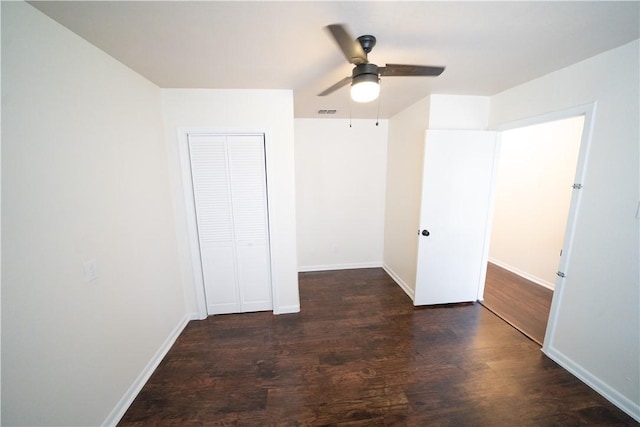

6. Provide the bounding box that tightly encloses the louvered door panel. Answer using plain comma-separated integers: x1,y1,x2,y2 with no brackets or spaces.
227,137,269,242
188,134,272,315
188,136,233,243
188,135,239,314
227,136,272,311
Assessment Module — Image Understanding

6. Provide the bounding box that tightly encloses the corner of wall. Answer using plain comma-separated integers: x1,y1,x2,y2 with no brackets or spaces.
102,314,195,427
382,96,431,293
428,95,491,130
543,345,640,423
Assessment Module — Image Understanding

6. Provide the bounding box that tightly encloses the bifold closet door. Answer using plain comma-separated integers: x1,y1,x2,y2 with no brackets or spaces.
188,134,272,315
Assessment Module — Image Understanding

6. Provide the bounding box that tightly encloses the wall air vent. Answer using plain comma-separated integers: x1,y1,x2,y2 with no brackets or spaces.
318,109,337,115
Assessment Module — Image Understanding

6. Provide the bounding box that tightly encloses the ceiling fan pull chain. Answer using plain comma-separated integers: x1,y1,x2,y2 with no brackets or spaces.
375,78,382,126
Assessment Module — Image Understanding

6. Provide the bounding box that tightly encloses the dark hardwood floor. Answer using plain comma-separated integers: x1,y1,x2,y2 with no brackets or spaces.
482,262,554,345
119,268,635,426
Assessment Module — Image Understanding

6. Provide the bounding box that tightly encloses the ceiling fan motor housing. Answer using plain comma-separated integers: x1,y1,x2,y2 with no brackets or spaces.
352,63,379,83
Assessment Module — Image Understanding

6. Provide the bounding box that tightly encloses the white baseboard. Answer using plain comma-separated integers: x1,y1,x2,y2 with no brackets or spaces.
544,345,640,423
274,304,300,315
298,262,382,272
382,264,415,301
488,258,556,290
102,313,197,427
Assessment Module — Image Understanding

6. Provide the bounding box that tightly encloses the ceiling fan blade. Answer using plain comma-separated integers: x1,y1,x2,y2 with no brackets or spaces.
326,24,368,65
380,64,445,77
318,76,352,96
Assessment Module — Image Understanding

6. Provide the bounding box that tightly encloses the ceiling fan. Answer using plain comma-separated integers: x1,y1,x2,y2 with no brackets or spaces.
319,24,445,103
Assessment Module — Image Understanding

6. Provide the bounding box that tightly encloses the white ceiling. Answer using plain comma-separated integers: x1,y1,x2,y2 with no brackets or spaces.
29,1,640,119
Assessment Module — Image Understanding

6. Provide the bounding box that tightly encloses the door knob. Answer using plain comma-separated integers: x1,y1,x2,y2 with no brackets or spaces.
421,229,430,236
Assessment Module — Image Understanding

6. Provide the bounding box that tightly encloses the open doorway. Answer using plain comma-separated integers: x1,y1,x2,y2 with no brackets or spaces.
481,115,585,345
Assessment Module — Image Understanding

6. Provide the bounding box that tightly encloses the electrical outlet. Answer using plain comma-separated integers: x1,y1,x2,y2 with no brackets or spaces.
83,258,99,282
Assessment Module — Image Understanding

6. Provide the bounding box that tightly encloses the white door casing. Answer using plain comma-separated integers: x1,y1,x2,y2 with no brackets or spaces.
414,129,498,305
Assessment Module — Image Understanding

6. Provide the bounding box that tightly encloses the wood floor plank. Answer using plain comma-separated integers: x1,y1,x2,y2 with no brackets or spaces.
118,268,635,426
482,262,554,345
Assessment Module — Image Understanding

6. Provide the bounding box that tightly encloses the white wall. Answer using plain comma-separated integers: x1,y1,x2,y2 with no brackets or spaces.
294,119,388,271
161,89,300,315
1,2,4,423
490,40,640,421
489,116,584,288
383,97,430,297
429,94,490,130
2,2,187,425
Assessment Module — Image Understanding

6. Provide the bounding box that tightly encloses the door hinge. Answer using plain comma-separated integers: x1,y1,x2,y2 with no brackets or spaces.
572,183,583,189
556,271,566,278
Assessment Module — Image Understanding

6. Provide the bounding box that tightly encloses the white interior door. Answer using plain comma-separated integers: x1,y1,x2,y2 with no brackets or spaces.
188,134,272,315
414,129,497,305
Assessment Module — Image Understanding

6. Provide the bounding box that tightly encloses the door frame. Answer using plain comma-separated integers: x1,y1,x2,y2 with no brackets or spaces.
486,102,597,348
177,129,276,319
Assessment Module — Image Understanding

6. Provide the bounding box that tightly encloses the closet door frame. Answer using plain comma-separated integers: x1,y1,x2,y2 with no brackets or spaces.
177,128,277,319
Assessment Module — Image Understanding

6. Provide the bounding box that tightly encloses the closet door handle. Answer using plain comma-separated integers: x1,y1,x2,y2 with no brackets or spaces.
421,229,430,237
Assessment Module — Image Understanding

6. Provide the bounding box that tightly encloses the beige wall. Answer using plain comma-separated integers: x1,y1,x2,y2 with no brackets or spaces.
382,97,431,297
294,119,388,271
2,2,186,425
489,116,584,288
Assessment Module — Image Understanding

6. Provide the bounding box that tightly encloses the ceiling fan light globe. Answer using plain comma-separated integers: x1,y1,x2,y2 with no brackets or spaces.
351,80,380,103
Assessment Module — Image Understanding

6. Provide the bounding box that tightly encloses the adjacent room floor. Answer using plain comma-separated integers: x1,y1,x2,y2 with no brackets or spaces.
481,262,554,345
119,268,635,426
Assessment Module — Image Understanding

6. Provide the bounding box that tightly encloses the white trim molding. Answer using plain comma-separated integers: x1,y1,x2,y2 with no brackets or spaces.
102,313,197,427
382,264,415,301
488,258,556,290
298,262,382,273
273,304,301,315
541,103,597,349
543,346,640,422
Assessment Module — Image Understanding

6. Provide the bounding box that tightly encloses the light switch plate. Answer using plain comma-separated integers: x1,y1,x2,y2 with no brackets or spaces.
83,258,99,282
